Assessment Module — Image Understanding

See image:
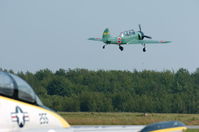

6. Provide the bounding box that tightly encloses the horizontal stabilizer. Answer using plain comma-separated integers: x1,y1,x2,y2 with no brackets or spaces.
88,37,103,41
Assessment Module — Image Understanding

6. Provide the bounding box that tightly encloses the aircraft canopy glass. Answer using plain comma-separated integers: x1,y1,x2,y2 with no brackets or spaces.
140,121,185,132
120,29,135,37
0,71,43,106
0,72,15,96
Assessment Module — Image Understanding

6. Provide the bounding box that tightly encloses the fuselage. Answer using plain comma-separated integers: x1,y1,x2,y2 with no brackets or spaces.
0,72,70,132
104,30,142,45
0,96,70,132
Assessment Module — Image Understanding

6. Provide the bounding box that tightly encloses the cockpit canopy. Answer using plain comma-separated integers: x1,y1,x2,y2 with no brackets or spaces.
0,71,43,106
140,121,186,132
119,29,135,37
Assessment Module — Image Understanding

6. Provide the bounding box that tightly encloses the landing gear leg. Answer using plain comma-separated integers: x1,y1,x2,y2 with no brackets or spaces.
119,45,124,51
142,44,146,52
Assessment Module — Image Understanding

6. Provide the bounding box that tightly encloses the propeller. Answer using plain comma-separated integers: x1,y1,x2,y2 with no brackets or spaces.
138,24,152,40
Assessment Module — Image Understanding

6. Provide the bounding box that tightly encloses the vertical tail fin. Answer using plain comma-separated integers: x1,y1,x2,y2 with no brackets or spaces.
102,28,110,43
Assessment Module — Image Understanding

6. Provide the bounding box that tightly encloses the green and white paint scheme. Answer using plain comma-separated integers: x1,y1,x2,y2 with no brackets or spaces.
88,25,171,52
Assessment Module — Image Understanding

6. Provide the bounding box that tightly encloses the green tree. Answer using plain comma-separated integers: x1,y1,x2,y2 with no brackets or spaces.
47,76,73,96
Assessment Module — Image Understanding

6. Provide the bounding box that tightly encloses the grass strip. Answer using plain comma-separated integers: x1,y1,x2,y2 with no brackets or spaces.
59,112,199,125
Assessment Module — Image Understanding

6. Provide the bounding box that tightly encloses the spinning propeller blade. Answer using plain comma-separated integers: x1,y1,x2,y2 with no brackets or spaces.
138,24,152,39
139,24,142,32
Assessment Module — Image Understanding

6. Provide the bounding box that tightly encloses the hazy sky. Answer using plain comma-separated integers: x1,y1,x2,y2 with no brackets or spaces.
0,0,199,73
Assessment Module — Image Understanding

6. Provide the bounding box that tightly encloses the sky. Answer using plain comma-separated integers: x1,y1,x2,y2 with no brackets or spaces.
0,0,199,73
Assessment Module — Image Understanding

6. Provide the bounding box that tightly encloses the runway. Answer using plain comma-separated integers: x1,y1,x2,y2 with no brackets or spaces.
17,125,144,132
72,125,199,132
17,125,199,132
72,125,145,132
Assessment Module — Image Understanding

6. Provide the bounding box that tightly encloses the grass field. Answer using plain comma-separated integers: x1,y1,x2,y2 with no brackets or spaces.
187,130,199,132
59,112,199,131
59,112,199,125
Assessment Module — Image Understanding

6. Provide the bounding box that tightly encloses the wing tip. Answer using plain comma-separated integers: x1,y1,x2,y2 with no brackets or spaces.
88,37,102,41
160,40,172,43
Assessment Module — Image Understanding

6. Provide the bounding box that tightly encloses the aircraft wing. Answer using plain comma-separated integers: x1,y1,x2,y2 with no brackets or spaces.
127,40,171,44
88,37,103,41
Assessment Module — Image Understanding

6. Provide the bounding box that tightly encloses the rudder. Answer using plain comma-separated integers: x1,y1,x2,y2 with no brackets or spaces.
102,28,110,42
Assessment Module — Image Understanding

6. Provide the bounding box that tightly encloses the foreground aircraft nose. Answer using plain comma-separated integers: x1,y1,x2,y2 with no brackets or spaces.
0,71,70,131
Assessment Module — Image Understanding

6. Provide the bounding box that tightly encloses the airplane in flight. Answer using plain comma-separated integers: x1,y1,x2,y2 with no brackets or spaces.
88,25,171,52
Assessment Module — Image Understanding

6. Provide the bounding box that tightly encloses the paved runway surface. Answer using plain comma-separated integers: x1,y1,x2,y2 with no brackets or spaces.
17,126,144,132
18,125,199,132
72,125,145,132
72,125,199,132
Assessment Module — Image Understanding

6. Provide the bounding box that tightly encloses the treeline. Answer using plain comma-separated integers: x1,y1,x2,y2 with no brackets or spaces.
4,68,199,113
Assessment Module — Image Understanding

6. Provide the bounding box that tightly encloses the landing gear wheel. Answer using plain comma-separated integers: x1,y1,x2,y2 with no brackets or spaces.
119,46,124,51
102,45,105,49
143,47,146,52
